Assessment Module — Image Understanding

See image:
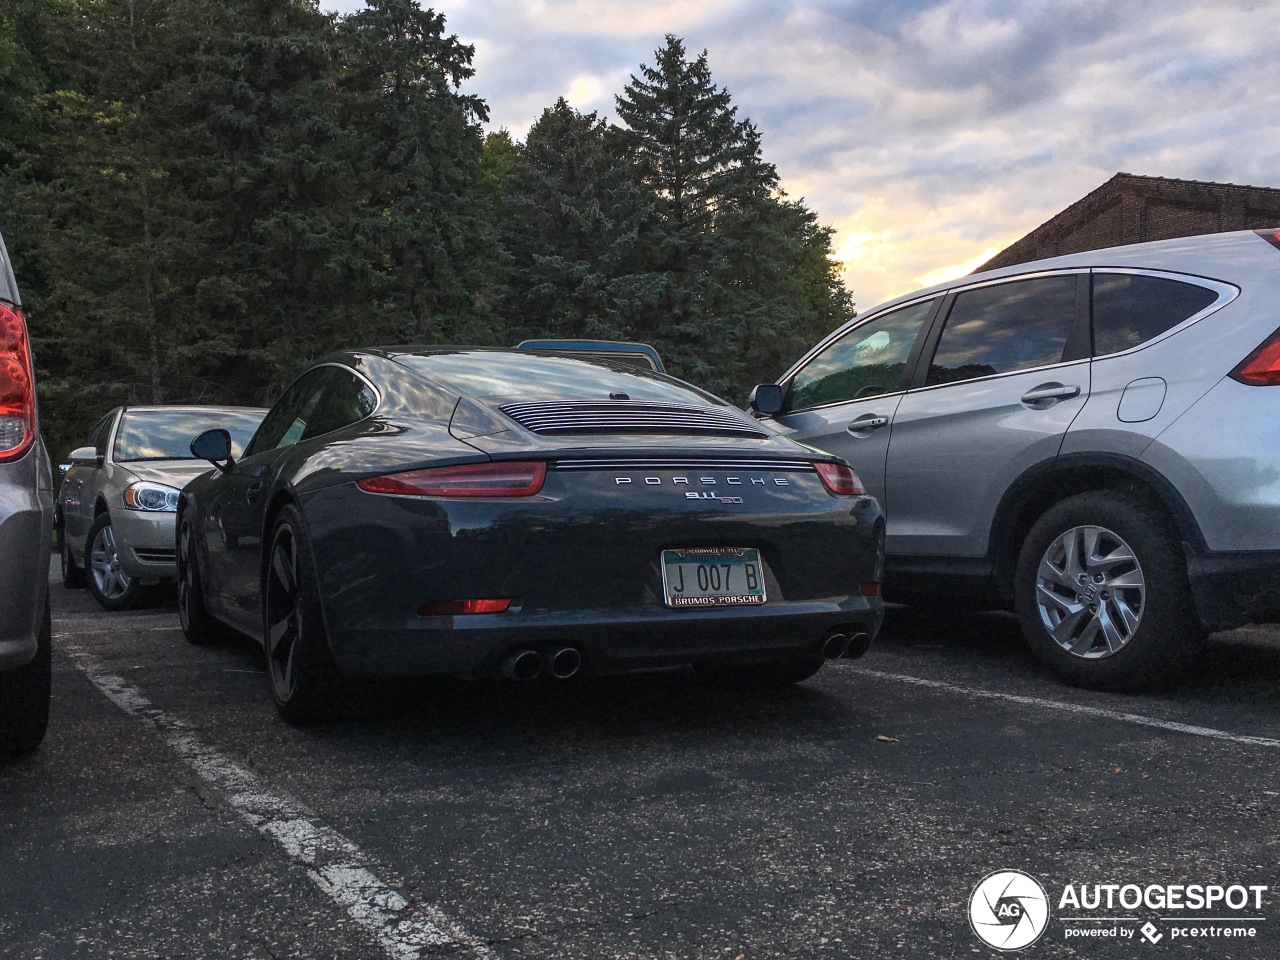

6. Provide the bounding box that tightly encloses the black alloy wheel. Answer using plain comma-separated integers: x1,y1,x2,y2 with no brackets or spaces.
263,506,343,722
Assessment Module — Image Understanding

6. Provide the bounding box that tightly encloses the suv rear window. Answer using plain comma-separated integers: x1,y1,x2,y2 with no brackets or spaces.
1091,273,1218,356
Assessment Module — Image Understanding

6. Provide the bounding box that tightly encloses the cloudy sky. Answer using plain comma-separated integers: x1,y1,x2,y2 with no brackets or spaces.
320,0,1280,310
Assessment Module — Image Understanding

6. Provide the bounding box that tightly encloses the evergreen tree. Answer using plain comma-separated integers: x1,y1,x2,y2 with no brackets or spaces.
608,36,854,398
336,0,504,345
501,99,661,341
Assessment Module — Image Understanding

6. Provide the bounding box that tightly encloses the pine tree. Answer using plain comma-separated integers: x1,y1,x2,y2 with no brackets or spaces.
609,36,854,398
335,0,505,345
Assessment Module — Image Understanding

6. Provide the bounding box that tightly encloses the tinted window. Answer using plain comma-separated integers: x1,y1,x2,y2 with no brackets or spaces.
245,366,376,457
927,276,1078,387
1092,273,1218,356
395,351,718,405
114,409,265,462
787,299,935,411
88,412,116,456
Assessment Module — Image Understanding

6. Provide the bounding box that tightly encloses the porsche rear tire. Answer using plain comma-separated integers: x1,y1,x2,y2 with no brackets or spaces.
263,506,344,722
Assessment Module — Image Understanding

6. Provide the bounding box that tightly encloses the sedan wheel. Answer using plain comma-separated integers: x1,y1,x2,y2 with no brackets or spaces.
85,514,140,611
1016,491,1203,690
263,506,343,722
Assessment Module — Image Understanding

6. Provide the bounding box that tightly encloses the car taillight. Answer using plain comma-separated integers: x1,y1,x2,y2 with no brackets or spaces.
418,598,511,616
357,461,547,497
1230,326,1280,386
814,461,865,496
0,301,34,463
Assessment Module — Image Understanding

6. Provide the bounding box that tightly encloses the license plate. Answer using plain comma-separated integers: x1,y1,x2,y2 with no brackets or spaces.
660,548,766,608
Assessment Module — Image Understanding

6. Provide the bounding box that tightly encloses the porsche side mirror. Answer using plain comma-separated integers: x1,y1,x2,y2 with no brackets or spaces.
191,428,235,473
747,383,784,416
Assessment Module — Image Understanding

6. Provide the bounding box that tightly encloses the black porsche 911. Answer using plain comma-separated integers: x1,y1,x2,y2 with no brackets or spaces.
178,348,885,721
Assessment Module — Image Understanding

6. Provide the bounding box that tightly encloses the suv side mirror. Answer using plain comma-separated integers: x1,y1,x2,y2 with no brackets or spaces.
190,429,235,473
747,383,784,416
68,445,103,467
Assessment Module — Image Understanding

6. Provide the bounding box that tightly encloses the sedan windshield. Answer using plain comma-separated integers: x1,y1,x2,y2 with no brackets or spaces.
114,409,265,462
394,350,723,405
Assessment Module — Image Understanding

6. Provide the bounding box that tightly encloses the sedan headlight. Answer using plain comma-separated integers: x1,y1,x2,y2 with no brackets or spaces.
123,481,181,513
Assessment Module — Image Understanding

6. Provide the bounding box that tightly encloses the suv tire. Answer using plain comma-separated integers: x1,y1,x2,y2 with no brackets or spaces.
1015,491,1204,690
0,596,51,756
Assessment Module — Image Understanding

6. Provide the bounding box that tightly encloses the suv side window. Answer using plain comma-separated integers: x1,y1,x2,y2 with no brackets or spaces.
786,299,936,411
926,275,1078,387
245,366,376,457
1091,273,1218,356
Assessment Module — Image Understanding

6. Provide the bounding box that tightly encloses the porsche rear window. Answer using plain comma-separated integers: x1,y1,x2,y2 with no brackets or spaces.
395,351,721,405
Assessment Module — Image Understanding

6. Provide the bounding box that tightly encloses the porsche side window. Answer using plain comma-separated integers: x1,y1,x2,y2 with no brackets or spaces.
786,299,935,411
1091,273,1218,356
926,275,1077,387
299,368,377,441
245,368,330,457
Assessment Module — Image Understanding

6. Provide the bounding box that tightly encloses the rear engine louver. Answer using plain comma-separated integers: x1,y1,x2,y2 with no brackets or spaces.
500,401,768,438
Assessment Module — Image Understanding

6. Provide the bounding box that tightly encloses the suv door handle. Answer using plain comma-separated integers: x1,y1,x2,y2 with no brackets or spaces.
847,414,889,433
1021,383,1081,404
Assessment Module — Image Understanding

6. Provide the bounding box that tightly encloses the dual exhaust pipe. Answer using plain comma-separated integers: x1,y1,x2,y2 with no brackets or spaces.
823,630,871,660
502,629,869,681
500,646,581,681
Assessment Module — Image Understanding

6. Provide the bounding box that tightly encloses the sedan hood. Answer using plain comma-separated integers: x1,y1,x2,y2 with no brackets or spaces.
117,460,215,489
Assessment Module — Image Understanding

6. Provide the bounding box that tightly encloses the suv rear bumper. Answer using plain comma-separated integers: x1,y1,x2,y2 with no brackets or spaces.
0,446,53,670
1185,545,1280,631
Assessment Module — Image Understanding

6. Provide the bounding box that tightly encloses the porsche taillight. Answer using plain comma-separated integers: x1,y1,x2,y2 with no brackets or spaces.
814,461,866,496
357,461,547,498
0,301,35,463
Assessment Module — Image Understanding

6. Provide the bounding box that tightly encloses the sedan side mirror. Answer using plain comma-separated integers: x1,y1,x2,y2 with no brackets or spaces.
747,383,784,416
68,445,103,467
191,428,235,473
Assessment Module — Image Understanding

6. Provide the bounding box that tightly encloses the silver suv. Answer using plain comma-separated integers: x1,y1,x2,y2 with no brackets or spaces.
0,230,52,755
753,228,1280,690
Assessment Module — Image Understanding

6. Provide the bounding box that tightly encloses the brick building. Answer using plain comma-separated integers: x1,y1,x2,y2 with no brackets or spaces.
978,173,1280,271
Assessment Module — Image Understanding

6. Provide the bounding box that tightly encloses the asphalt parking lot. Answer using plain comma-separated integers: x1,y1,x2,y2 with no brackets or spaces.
3,564,1279,959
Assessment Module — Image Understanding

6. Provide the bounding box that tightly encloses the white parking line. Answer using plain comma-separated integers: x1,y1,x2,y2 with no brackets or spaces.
62,640,496,960
849,668,1280,748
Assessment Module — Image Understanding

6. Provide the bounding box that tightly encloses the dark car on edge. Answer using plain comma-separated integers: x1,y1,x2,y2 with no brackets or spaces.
178,348,885,721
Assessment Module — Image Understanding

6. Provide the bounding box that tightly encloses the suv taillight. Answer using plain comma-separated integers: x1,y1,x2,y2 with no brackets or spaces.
0,301,35,462
1230,326,1280,386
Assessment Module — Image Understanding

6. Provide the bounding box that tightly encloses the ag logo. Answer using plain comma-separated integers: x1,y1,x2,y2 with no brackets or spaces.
968,870,1050,951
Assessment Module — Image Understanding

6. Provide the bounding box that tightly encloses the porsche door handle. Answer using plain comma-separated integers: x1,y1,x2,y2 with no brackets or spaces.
1021,383,1081,404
